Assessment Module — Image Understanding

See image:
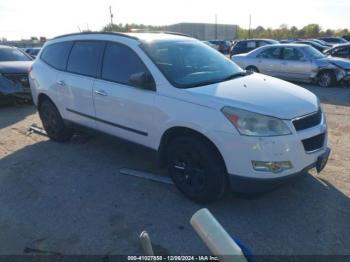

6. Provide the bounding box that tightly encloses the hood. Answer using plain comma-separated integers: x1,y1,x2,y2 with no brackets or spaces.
0,61,33,74
319,57,350,70
184,73,319,119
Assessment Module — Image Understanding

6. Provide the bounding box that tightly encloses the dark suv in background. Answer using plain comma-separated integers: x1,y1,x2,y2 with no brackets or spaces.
230,39,278,57
208,40,231,54
324,44,350,59
318,37,348,46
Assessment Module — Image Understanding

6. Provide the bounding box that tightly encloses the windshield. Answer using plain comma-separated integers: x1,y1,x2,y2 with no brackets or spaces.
303,46,326,59
0,47,32,62
141,40,244,88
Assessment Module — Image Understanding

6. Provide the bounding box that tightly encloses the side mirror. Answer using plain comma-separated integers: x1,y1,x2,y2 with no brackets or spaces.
129,72,156,91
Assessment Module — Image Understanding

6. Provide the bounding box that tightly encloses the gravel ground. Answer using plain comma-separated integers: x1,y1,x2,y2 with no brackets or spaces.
0,84,349,260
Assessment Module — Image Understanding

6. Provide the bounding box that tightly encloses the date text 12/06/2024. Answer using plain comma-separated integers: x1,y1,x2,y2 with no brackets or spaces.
127,256,219,261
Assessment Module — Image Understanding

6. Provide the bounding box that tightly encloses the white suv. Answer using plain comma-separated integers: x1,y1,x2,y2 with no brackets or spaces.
29,32,330,202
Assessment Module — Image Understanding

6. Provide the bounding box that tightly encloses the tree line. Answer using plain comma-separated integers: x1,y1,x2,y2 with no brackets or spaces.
237,24,349,39
101,23,349,40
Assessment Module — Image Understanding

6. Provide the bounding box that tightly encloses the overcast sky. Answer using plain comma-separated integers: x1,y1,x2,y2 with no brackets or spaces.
0,0,349,40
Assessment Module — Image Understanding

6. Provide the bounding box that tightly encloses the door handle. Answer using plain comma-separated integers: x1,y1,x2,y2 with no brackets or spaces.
56,80,66,86
95,90,108,96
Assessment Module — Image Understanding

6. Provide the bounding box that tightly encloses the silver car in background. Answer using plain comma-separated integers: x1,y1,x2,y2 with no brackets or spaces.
232,44,350,87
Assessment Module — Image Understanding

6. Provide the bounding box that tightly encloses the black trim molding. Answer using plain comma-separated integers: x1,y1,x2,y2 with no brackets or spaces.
66,108,148,136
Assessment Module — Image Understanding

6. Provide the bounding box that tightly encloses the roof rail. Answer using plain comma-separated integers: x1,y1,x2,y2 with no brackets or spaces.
158,31,194,38
130,30,194,38
52,31,139,40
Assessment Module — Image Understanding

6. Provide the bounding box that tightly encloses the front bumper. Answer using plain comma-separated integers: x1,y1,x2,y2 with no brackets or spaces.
0,73,32,100
228,147,330,193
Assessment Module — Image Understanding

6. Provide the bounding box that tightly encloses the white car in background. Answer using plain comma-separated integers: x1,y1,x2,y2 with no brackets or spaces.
231,44,350,87
29,32,330,202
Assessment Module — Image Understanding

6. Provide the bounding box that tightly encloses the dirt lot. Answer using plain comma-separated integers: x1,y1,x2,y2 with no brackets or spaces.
0,84,349,259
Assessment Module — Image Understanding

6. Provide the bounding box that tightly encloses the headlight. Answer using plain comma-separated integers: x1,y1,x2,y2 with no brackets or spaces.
222,107,292,136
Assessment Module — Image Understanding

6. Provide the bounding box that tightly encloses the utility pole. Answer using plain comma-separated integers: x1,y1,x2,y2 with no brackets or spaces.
248,14,252,39
215,14,218,40
109,5,114,25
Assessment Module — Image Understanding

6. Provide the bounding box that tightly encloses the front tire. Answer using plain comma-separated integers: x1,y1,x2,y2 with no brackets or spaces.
166,136,227,203
317,71,335,87
39,99,73,142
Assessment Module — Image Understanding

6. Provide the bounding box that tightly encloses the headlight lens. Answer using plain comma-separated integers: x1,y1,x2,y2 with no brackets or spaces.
222,107,292,136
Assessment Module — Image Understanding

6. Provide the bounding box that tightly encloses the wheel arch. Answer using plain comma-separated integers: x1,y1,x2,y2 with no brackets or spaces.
317,68,336,77
157,126,226,171
245,65,259,72
37,93,54,109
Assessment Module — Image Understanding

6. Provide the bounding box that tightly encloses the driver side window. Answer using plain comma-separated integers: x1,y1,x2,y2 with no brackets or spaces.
101,42,152,86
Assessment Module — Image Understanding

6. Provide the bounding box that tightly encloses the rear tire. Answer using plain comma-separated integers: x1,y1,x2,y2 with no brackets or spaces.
39,99,73,142
317,71,335,87
246,66,259,73
165,136,227,203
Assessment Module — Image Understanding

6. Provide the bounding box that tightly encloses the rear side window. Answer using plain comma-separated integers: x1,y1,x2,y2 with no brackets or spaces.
67,41,105,77
247,41,256,48
282,47,304,61
101,42,149,85
41,42,73,70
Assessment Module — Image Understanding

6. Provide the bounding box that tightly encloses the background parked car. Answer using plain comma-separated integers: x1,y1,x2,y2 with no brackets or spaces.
324,44,350,59
0,45,33,101
310,39,332,48
25,47,41,58
231,44,350,87
342,35,350,41
202,41,219,50
279,39,295,43
208,40,231,54
318,37,348,46
293,40,329,52
230,39,278,57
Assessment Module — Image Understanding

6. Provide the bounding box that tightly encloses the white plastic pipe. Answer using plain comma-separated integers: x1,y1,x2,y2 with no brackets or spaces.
139,231,154,256
190,208,248,262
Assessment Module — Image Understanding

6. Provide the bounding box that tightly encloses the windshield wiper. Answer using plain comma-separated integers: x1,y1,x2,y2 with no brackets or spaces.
180,71,251,89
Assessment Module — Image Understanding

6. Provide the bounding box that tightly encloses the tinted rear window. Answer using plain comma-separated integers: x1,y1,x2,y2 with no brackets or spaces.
41,42,73,70
102,42,149,85
67,41,105,77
